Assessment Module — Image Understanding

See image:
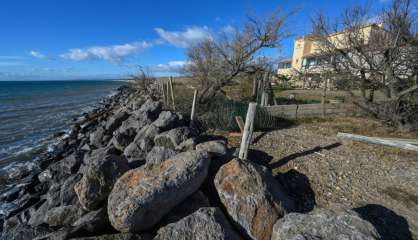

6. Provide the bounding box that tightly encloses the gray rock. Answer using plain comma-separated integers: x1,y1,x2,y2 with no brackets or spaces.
105,109,129,133
162,190,210,225
28,200,49,226
136,99,162,120
154,127,192,149
72,207,111,233
74,147,130,211
107,150,211,232
60,173,82,206
152,111,184,131
123,125,160,165
145,147,177,166
111,127,137,151
214,158,295,240
44,205,85,227
271,208,380,240
1,216,51,240
90,127,106,147
70,233,152,240
175,138,197,152
196,140,227,157
155,207,241,240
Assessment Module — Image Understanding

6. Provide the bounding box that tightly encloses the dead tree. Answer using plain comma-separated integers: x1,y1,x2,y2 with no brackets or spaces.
184,10,293,104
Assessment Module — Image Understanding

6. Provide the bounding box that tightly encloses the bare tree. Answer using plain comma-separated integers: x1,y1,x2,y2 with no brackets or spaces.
130,66,156,93
311,0,418,129
185,10,292,103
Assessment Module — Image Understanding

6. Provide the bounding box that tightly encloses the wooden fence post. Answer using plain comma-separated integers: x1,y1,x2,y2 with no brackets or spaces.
238,102,257,160
169,76,176,110
321,77,328,117
161,78,167,106
190,89,198,121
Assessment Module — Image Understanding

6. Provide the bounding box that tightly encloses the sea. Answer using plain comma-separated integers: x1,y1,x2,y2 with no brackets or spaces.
0,80,123,174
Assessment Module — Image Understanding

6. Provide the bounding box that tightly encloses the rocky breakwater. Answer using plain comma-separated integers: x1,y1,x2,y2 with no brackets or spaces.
0,82,381,240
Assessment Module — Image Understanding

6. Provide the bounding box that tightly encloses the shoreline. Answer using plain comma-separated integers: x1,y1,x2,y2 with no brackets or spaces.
0,82,384,239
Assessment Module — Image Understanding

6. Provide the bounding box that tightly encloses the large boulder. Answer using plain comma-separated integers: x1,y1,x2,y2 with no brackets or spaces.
44,204,85,227
72,207,111,234
105,109,129,133
89,127,106,148
70,233,152,240
154,127,192,149
214,158,294,240
154,207,241,240
271,208,380,240
123,124,160,166
145,146,177,166
162,190,210,225
152,111,184,131
74,147,130,211
196,140,227,157
60,173,82,206
107,150,211,232
135,99,162,120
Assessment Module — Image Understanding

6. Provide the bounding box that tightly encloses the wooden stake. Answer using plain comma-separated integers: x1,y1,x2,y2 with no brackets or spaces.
239,102,257,160
321,77,328,117
169,76,176,110
161,79,166,106
235,116,245,133
190,89,198,121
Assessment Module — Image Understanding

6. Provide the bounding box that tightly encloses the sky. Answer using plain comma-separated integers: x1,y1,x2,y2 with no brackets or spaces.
0,0,394,80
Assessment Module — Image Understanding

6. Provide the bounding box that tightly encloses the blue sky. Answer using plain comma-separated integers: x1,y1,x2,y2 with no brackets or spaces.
0,0,391,80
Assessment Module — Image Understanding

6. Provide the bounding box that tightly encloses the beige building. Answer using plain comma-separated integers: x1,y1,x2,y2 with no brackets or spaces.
277,24,385,88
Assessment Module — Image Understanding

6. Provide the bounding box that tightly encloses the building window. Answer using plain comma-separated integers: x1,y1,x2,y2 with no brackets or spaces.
278,62,291,69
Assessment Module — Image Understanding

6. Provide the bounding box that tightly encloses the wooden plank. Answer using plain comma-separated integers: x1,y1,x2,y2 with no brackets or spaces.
190,89,198,121
239,103,257,160
235,116,245,133
337,132,418,152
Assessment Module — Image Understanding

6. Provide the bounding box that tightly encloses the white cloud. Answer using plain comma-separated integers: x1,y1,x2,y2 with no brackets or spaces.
153,60,190,72
28,50,50,60
60,41,153,62
155,26,212,48
222,25,236,34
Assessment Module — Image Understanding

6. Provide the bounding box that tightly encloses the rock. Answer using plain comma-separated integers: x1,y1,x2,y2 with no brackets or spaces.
196,140,227,157
44,205,85,227
214,158,294,240
45,154,82,183
136,99,161,120
70,233,152,240
60,173,82,206
90,127,106,147
175,138,196,152
105,109,129,133
154,127,192,149
75,147,130,211
152,111,184,131
28,200,49,226
145,147,177,166
111,127,137,151
2,216,51,240
123,125,160,166
162,190,210,225
72,207,111,233
107,150,211,232
271,208,380,240
155,207,241,240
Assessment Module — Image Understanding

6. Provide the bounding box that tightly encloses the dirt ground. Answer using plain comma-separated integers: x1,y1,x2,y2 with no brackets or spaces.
226,117,418,240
